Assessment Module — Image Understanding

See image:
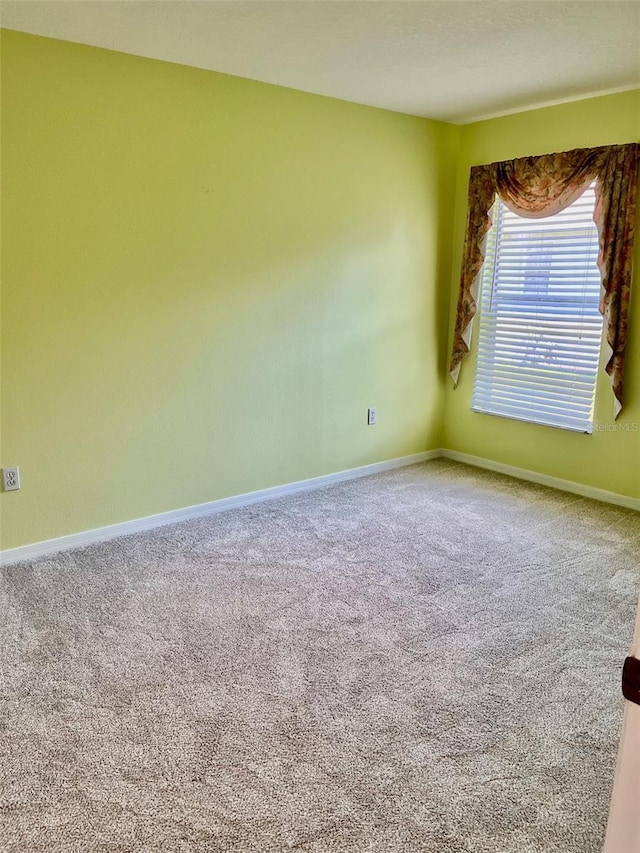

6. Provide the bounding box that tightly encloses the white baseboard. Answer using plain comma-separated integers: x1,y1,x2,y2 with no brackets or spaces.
0,450,441,566
4,446,637,566
440,448,640,512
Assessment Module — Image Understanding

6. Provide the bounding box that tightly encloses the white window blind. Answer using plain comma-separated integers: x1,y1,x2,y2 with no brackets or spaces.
471,182,603,433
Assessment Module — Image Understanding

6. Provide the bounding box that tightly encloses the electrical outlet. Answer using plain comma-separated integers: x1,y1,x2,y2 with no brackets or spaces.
2,467,20,492
367,407,377,426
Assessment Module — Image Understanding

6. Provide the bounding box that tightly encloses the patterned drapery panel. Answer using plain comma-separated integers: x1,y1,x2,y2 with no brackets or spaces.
449,143,639,417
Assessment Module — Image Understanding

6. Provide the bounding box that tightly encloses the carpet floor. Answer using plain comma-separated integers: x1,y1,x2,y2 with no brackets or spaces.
1,459,638,852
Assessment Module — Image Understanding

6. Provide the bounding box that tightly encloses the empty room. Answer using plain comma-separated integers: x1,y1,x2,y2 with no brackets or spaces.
1,1,639,851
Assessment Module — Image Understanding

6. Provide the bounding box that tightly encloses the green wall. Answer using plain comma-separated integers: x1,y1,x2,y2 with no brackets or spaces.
443,91,640,499
1,30,638,552
0,30,459,549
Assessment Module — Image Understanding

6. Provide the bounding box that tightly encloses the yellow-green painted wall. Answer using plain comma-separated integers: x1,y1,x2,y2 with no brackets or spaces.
2,30,638,552
443,91,640,499
1,30,459,549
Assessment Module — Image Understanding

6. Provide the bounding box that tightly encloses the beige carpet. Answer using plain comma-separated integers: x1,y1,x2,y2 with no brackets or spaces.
1,459,638,852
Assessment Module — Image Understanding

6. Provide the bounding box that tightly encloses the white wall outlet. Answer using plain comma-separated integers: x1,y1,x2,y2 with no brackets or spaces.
2,467,20,492
367,407,377,426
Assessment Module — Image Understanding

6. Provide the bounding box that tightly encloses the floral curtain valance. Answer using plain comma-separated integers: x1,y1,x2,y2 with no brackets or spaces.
449,142,640,418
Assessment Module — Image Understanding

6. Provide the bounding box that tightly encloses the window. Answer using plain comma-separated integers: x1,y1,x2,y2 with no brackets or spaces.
471,182,603,433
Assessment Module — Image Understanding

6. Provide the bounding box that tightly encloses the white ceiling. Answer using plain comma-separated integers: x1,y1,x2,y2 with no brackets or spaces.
1,0,638,124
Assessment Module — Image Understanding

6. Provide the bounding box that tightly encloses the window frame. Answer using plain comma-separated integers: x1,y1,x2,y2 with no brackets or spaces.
470,182,604,434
